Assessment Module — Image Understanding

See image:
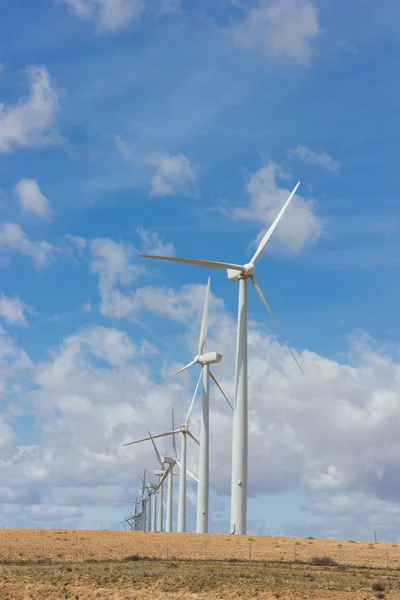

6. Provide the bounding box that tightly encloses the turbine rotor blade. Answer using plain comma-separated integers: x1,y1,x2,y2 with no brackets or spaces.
123,430,181,447
251,275,303,375
140,254,244,272
198,277,210,355
158,463,173,489
209,370,233,411
150,360,198,388
187,430,200,446
251,182,300,265
172,409,177,459
148,431,163,467
175,459,198,483
133,465,143,483
185,369,203,427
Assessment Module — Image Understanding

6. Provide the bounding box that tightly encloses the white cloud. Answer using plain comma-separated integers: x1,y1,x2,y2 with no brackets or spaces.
230,0,320,65
0,418,17,451
93,277,225,326
288,145,339,171
61,0,182,32
3,293,400,536
0,326,32,427
137,226,175,256
233,161,323,254
0,294,33,327
114,137,196,199
0,66,60,153
90,238,143,294
144,152,197,197
0,222,56,266
90,238,145,317
114,134,134,162
14,178,53,220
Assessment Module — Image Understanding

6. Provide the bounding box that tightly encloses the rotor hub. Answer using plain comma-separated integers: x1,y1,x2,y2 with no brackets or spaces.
227,263,255,281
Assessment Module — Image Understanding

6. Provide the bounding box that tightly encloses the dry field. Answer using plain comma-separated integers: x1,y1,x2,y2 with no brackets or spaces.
1,529,400,567
1,530,400,599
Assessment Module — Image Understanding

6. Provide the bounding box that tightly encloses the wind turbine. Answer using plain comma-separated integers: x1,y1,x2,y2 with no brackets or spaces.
150,277,232,533
124,405,199,533
148,432,166,532
139,182,303,534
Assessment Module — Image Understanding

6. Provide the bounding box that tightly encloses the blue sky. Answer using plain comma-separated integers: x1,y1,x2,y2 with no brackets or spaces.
1,0,400,540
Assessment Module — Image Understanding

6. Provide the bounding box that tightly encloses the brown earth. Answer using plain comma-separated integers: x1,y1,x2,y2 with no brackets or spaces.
1,530,400,599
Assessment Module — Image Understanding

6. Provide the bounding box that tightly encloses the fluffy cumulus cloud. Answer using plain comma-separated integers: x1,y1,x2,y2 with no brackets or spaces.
144,152,197,197
0,222,56,266
137,226,175,256
3,277,400,537
288,146,339,171
230,0,320,65
0,294,32,327
233,161,323,254
90,238,145,317
0,66,60,152
14,178,53,220
61,0,182,32
0,325,32,426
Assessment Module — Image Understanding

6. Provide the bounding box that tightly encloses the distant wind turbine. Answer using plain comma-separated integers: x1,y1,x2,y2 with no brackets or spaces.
124,408,198,533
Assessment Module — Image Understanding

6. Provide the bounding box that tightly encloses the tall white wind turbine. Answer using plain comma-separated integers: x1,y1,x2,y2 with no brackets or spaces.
150,277,232,533
139,182,303,534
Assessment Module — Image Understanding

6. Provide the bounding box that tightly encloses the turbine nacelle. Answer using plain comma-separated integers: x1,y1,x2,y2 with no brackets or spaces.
227,263,255,282
161,456,175,465
196,351,223,365
153,469,164,477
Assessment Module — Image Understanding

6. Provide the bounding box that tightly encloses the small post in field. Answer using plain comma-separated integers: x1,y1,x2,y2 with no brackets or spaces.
338,544,341,562
248,541,252,561
293,543,297,563
41,545,44,564
166,542,169,561
204,542,208,560
82,544,85,561
386,550,389,570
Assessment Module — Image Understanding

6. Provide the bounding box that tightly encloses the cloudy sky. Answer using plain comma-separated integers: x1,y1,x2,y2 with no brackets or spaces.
1,0,400,541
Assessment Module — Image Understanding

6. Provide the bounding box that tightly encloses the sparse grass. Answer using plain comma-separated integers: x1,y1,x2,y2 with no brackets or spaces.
311,555,338,566
372,582,386,592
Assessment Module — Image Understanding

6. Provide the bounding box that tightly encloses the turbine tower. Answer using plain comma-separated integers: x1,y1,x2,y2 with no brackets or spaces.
150,277,231,533
139,182,302,534
148,432,166,531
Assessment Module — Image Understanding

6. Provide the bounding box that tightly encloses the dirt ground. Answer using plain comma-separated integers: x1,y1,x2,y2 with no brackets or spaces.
1,558,400,599
1,530,400,599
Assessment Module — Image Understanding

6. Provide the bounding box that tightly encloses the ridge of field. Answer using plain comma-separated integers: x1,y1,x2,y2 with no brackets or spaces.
1,529,399,568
